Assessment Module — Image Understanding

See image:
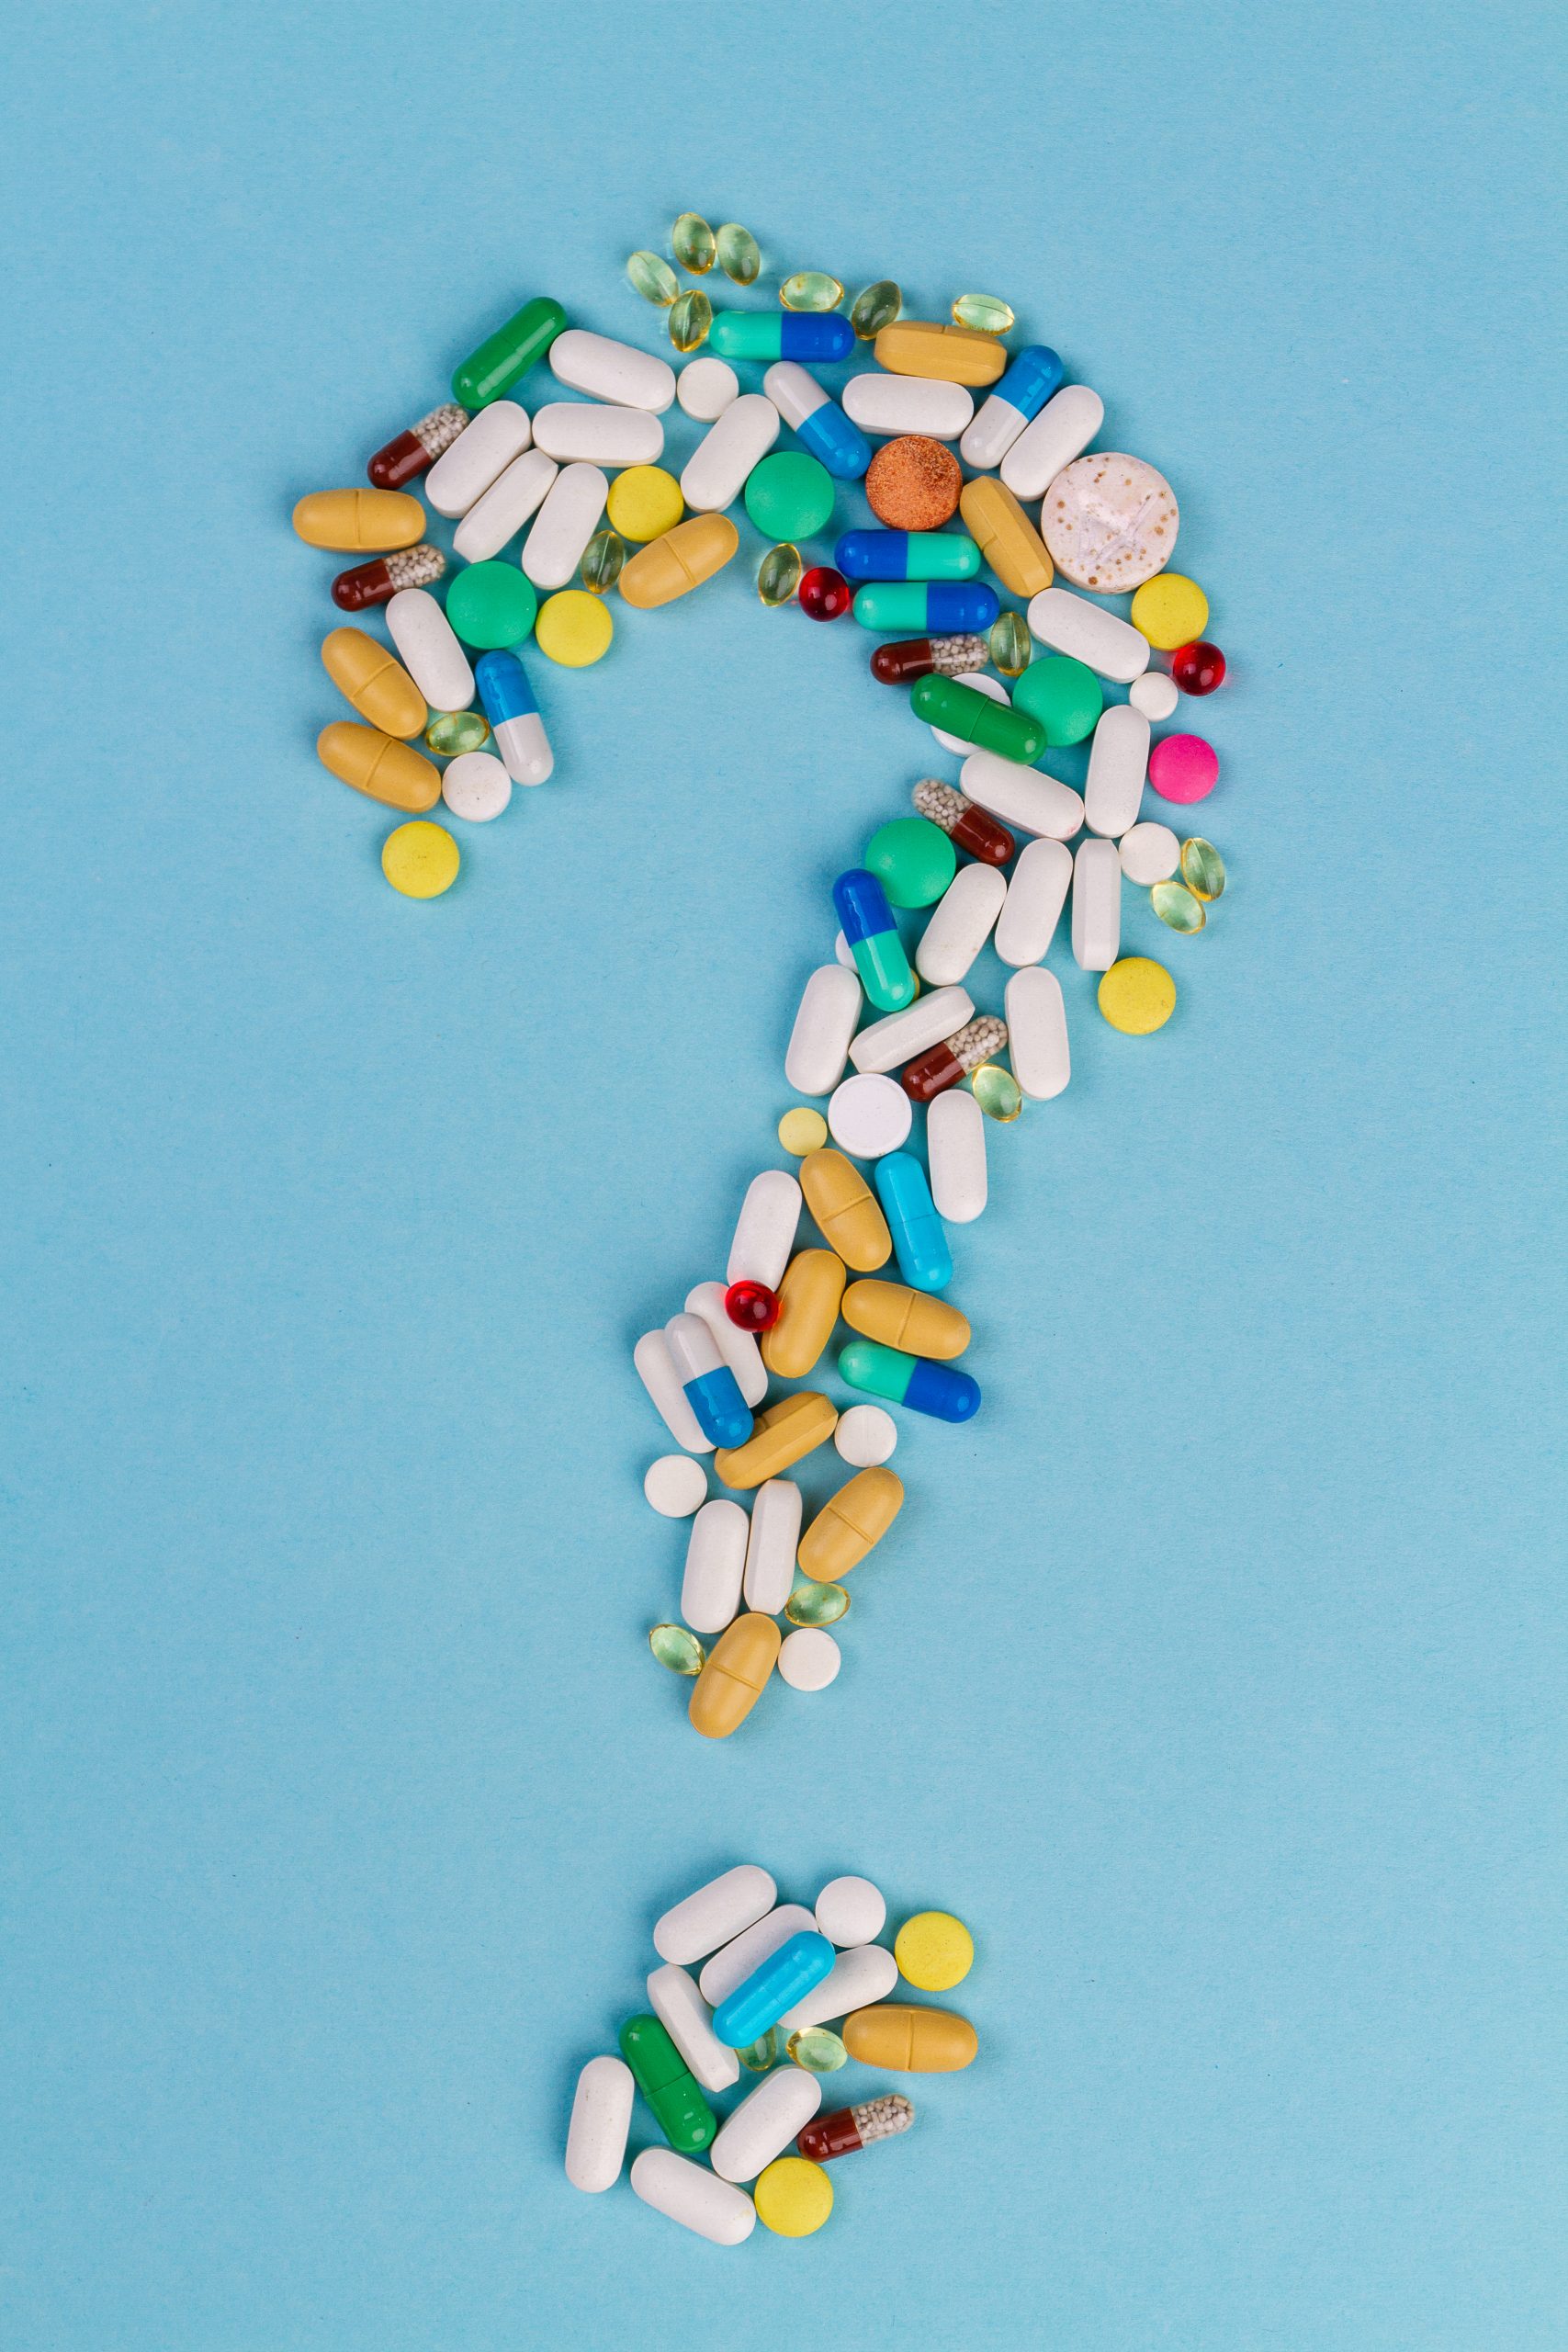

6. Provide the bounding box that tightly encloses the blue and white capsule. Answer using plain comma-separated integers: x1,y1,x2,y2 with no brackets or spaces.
851,581,999,634
474,650,553,786
663,1312,752,1449
874,1151,952,1293
712,1930,836,2049
960,345,1066,470
763,361,871,481
836,529,982,582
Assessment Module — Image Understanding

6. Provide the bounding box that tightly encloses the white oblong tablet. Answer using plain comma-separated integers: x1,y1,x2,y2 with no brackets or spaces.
684,1281,766,1408
698,1904,818,2006
1072,836,1122,971
547,328,676,414
834,929,857,969
777,1627,841,1691
451,446,558,561
1026,586,1150,683
384,588,474,712
778,1939,896,2030
785,964,863,1096
849,986,975,1076
682,1498,749,1634
742,1477,802,1613
425,401,532,518
840,374,975,439
521,461,608,590
959,749,1084,841
634,1329,712,1453
630,2148,755,2245
916,865,1006,986
647,1962,740,2095
833,1402,897,1466
928,1087,987,1223
565,2054,635,2192
930,669,1009,756
994,836,1073,967
681,393,780,514
710,2069,822,2186
1006,966,1070,1100
678,356,739,421
441,750,512,823
727,1170,802,1289
828,1073,912,1159
654,1865,778,1966
815,1876,886,1947
645,1453,708,1517
999,383,1104,498
530,401,665,467
1130,669,1180,720
1118,820,1181,884
1084,702,1150,838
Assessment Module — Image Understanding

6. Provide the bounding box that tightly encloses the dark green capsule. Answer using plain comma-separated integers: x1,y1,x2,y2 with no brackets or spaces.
618,2014,716,2152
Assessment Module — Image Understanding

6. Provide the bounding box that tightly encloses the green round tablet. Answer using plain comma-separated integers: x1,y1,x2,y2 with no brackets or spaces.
445,562,537,650
1012,653,1102,747
863,816,956,910
743,451,835,542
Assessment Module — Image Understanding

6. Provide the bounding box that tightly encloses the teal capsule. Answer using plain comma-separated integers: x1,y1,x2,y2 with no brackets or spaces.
708,311,855,363
832,868,916,1012
838,1338,980,1422
451,296,568,409
910,674,1046,763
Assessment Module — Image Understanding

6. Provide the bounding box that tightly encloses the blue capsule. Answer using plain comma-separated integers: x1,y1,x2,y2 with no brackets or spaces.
712,1930,837,2049
709,312,854,363
851,581,999,633
473,648,537,723
832,869,915,1012
835,530,982,583
874,1152,952,1293
663,1312,751,1448
961,345,1066,468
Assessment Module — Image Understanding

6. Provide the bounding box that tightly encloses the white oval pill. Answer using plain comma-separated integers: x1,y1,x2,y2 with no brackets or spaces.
778,1939,896,2029
1129,670,1180,721
522,461,608,590
815,1877,886,1947
699,1905,818,2006
999,383,1104,499
727,1170,802,1290
682,1498,749,1634
684,1281,766,1408
1118,820,1181,884
1084,702,1151,837
451,447,558,562
930,669,1010,756
849,986,975,1076
928,1088,987,1223
833,1403,897,1466
777,1628,842,1691
1072,836,1122,971
547,328,676,414
840,374,975,439
915,866,1006,985
629,2148,755,2245
995,836,1073,967
654,1865,777,1966
529,401,664,467
385,588,474,712
565,2054,635,2192
1006,966,1071,1100
644,1453,708,1517
785,964,863,1096
828,1072,912,1158
960,749,1084,840
440,750,512,823
741,1477,802,1614
681,393,780,513
710,2069,821,2184
678,356,740,421
633,1329,712,1453
425,401,531,518
647,1962,740,2095
1026,586,1150,683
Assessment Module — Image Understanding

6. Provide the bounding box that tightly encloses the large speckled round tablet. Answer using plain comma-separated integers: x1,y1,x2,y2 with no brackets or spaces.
1040,452,1179,592
865,435,962,530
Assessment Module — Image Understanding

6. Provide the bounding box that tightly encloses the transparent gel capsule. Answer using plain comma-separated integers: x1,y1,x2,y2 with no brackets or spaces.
785,1579,850,1628
988,612,1032,677
671,212,716,274
649,1623,705,1675
738,2030,780,2072
1151,880,1206,933
850,280,902,339
716,221,761,285
1180,837,1226,901
788,2029,848,2074
952,292,1015,335
580,528,626,595
668,290,713,353
972,1062,1023,1123
781,270,844,312
758,542,804,605
424,709,490,757
626,250,679,306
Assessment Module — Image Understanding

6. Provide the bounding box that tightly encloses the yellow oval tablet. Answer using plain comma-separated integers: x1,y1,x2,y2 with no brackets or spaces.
689,1611,781,1739
1098,956,1177,1035
714,1393,839,1490
605,464,684,542
873,321,1008,386
381,820,459,899
317,722,441,812
798,1148,892,1272
841,2003,977,2073
958,478,1053,598
321,628,427,738
292,489,425,551
620,514,739,608
755,2157,833,2238
840,1280,970,1361
797,1466,903,1582
761,1250,846,1380
778,1108,828,1156
1130,571,1209,651
895,1910,974,1991
536,589,613,667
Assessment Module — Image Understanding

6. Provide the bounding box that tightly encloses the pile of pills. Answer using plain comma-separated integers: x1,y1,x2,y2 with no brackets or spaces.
566,1864,978,2243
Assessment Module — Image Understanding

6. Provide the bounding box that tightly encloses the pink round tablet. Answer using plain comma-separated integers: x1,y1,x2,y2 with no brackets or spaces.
1147,732,1219,805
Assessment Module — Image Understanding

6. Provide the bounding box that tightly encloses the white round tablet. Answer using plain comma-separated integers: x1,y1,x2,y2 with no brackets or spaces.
834,1404,897,1467
440,750,513,822
677,357,739,423
1129,670,1180,721
827,1073,911,1159
644,1454,708,1517
834,929,857,970
1118,820,1181,885
814,1874,886,1947
1040,453,1179,592
778,1628,840,1691
930,670,1010,757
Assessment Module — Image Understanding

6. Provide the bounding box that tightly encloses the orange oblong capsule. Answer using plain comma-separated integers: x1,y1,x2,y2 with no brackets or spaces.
689,1612,781,1739
761,1250,846,1380
292,489,427,551
840,1280,969,1361
841,2004,977,2072
316,722,441,812
872,322,1008,388
619,514,739,608
958,478,1053,600
321,628,427,739
713,1393,838,1491
798,1148,892,1272
796,1466,903,1582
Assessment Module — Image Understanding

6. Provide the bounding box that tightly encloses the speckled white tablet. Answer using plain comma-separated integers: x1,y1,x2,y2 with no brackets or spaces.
440,750,512,824
1041,452,1179,592
915,865,1006,985
1129,670,1180,721
930,669,1009,756
644,1453,708,1517
833,1404,897,1467
677,356,739,422
778,1628,841,1691
828,1072,912,1159
814,1875,887,1947
1118,821,1181,884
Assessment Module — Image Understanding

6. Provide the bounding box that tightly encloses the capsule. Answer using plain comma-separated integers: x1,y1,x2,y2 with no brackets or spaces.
473,650,552,786
910,675,1044,763
320,628,426,738
902,1014,1010,1102
957,477,1054,599
852,582,998,634
796,1465,904,1581
798,2093,915,2163
910,778,1015,866
959,344,1065,469
835,531,981,582
708,311,854,363
367,403,469,490
761,1250,846,1381
618,2014,716,2153
714,1394,839,1490
797,1148,893,1272
712,1931,837,2049
316,722,441,813
689,1611,782,1738
664,1312,752,1449
840,1280,970,1359
331,544,445,612
871,633,988,685
292,489,425,551
873,321,1008,386
841,2004,977,2072
762,361,871,480
839,1338,979,1423
874,1152,952,1292
831,869,915,1012
619,514,739,608
451,294,568,409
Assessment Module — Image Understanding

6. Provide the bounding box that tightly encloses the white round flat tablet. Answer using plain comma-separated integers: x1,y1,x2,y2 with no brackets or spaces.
827,1073,912,1159
1118,820,1181,885
930,670,1010,757
833,1404,897,1467
677,357,739,422
814,1875,886,1947
833,929,856,969
441,750,513,822
778,1628,840,1691
644,1454,708,1517
1041,452,1179,592
1129,670,1180,721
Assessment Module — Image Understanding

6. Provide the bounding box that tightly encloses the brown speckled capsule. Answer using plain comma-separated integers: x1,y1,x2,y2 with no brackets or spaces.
902,1016,1009,1102
367,403,468,489
912,778,1016,867
871,633,988,685
331,544,445,612
797,2094,914,2162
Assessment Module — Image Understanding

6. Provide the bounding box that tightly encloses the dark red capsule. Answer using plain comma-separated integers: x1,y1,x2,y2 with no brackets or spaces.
950,805,1015,865
1171,639,1226,695
798,566,852,621
367,403,469,489
797,2110,865,2161
901,1043,966,1102
725,1280,780,1333
872,637,940,683
331,545,446,611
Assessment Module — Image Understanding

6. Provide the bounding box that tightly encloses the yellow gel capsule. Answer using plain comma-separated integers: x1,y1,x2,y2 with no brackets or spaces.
894,1911,974,1992
688,1611,781,1739
796,1466,903,1583
320,628,427,739
316,721,441,812
1130,571,1210,651
535,589,613,668
872,322,1008,387
755,2157,833,2238
780,270,844,312
606,464,684,543
841,2003,977,2073
951,292,1015,335
798,1148,892,1272
291,489,425,551
1098,956,1177,1035
840,1280,970,1361
619,514,739,609
714,1394,839,1491
958,478,1054,600
381,820,458,899
778,1106,828,1156
761,1250,846,1380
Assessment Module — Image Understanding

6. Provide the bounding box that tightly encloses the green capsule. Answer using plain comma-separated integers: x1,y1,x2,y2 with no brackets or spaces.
738,2030,780,2072
580,528,626,595
1180,837,1226,901
649,1623,705,1675
988,611,1032,677
618,2014,716,2153
785,1579,850,1628
971,1062,1023,1123
952,292,1015,335
668,290,713,353
423,709,490,757
716,221,761,285
780,270,844,312
758,542,804,605
850,280,902,339
452,295,568,410
1151,880,1206,933
626,250,679,307
911,674,1046,763
671,212,716,274
787,2029,848,2074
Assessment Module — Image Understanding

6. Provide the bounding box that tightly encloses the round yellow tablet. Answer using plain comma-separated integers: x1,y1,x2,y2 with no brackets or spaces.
535,590,613,668
382,820,459,899
605,464,684,543
895,1909,975,1991
754,2156,833,2238
1129,572,1209,651
1098,956,1177,1034
778,1107,829,1156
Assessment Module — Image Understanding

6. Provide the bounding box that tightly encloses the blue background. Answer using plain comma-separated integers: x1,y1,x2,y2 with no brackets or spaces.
4,3,1563,2346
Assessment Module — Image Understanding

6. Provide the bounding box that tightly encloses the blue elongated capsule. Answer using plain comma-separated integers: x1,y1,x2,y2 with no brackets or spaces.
835,530,982,583
763,361,871,480
663,1312,751,1448
712,1930,837,2049
473,650,553,786
832,869,916,1013
851,581,999,633
709,311,855,363
960,345,1066,470
874,1152,952,1293
838,1336,981,1423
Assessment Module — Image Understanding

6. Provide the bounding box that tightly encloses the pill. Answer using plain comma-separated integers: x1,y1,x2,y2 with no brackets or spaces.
995,837,1073,966
711,2067,822,2184
321,628,426,738
852,582,998,634
681,1498,750,1633
655,1865,778,1965
634,1329,712,1452
629,2148,755,2245
708,311,854,363
778,1107,829,1156
713,1931,837,2052
815,1877,887,1948
833,1403,898,1466
649,1623,705,1676
863,816,956,910
741,1478,804,1613
714,1393,839,1490
619,514,739,606
743,450,834,541
647,1963,740,2095
873,320,1007,386
1130,571,1209,650
1026,585,1151,682
439,751,511,823
423,708,489,754
604,464,683,542
679,391,780,514
900,1014,1008,1103
1181,837,1226,900
927,1089,987,1224
331,545,445,611
799,1148,893,1272
565,2054,635,2192
672,212,716,273
1071,837,1123,970
473,650,553,786
836,529,980,583
546,326,674,413
839,376,976,443
424,401,532,517
715,222,761,284
761,1252,845,1383
842,2003,977,2073
619,2013,716,2153
832,869,915,1013
827,1073,913,1159
795,1464,905,1581
1012,652,1102,747
521,461,608,591
920,668,1007,757
665,1313,752,1449
864,435,964,531
1084,702,1151,837
452,295,567,409
988,610,1033,675
381,820,458,899
999,383,1105,499
778,1628,842,1690
839,1339,979,1422
678,356,739,420
780,1941,897,2030
450,559,541,661
971,1062,1022,1121
580,525,627,595
1171,639,1226,695
785,964,863,1096
667,289,713,354
754,2155,832,2236
380,589,474,713
894,1912,974,1991
875,1153,951,1292
914,867,1007,986
797,2093,914,2163
911,776,1017,865
451,447,558,562
956,476,1054,598
1098,956,1177,1033
1147,733,1219,804
959,749,1083,841
728,1169,803,1290
688,1611,783,1737
960,343,1066,469
1129,669,1180,720
840,1280,970,1360
367,402,469,491
1041,452,1179,592
784,1580,850,1629
529,400,664,466
1005,965,1070,1102
912,674,1043,763
644,1454,708,1518
316,723,440,813
871,632,990,685
292,489,424,551
849,986,976,1076
699,1905,819,2006
1118,820,1181,883
757,542,805,605
761,360,871,479
535,588,612,668
684,1281,767,1408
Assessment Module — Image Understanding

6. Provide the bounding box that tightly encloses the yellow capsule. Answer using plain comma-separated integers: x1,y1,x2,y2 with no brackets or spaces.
1098,957,1177,1035
842,2003,977,2073
987,612,1032,677
1151,879,1206,933
626,249,679,306
316,721,441,812
850,280,902,339
840,1280,970,1361
667,290,712,353
619,514,739,608
423,709,489,756
958,479,1053,600
672,212,716,274
688,1611,780,1739
798,1148,892,1272
1179,837,1226,900
292,489,425,551
716,222,761,285
951,292,1015,334
872,322,1008,387
777,1106,828,1156
761,1250,846,1380
714,1394,839,1491
579,528,626,594
758,542,804,605
649,1623,705,1675
381,820,458,899
780,270,843,312
971,1062,1022,1121
320,628,427,739
797,1466,903,1582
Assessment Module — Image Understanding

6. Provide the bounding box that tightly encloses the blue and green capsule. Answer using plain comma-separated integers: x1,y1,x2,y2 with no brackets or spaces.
832,868,916,1012
852,581,999,633
709,311,854,363
835,530,982,582
839,1337,981,1423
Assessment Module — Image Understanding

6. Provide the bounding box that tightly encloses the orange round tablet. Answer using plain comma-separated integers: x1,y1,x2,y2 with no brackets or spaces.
865,436,962,531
